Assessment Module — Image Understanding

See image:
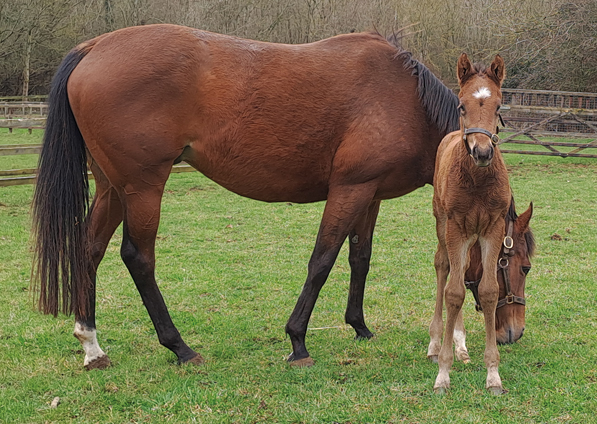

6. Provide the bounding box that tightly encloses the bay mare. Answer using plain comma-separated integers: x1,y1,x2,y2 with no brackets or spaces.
31,24,465,369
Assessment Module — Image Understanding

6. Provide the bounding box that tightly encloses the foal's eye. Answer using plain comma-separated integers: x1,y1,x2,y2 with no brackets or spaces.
496,105,501,115
522,266,531,275
458,104,466,115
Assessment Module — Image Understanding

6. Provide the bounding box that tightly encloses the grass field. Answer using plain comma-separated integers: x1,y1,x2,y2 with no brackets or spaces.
0,128,596,423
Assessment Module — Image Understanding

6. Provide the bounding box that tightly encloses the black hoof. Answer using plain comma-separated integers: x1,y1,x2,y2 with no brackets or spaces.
354,330,374,340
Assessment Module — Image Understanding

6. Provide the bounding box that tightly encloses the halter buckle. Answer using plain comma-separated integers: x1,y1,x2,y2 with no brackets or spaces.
491,134,500,145
503,236,513,249
506,294,515,305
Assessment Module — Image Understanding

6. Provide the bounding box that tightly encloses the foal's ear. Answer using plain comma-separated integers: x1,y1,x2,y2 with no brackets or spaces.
517,202,533,231
489,54,506,86
457,53,473,86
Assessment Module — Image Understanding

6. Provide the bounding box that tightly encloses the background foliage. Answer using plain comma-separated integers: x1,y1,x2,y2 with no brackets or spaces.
1,0,596,96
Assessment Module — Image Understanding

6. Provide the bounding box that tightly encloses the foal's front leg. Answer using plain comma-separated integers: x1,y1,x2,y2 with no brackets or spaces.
479,225,506,394
428,233,470,364
434,229,474,393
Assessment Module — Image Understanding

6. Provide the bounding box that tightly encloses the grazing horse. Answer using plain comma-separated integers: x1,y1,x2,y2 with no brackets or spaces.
31,24,460,370
427,198,535,363
430,53,513,394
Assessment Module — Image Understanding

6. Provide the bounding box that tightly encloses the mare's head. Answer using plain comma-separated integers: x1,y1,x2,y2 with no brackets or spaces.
457,53,505,167
495,201,535,344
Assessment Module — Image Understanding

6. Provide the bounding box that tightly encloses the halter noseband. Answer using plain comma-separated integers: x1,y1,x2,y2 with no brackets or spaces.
459,109,505,155
464,220,526,312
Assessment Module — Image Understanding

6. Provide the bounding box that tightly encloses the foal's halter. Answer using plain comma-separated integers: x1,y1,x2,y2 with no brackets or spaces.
464,220,526,312
459,108,506,155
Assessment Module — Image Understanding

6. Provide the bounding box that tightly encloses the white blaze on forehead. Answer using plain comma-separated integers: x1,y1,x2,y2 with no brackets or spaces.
473,87,492,99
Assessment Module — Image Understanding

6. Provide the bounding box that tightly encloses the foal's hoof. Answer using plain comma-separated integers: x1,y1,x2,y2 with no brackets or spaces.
287,353,314,367
433,386,448,395
84,355,111,371
455,350,471,364
488,386,506,395
180,353,205,366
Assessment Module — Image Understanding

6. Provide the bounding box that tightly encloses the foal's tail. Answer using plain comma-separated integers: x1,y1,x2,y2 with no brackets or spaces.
32,43,95,317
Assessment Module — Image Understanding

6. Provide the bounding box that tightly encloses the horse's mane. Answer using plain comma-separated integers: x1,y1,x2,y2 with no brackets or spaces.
507,196,536,257
386,36,460,136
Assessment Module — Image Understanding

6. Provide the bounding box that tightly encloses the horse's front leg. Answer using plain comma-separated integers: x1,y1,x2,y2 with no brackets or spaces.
434,225,474,393
286,183,377,366
479,223,506,394
345,200,380,340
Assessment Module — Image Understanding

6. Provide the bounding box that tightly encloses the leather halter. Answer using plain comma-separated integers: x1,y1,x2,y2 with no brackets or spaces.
464,220,526,312
459,110,505,155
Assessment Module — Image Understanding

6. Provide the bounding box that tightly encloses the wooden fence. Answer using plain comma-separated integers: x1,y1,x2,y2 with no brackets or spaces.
1,89,596,186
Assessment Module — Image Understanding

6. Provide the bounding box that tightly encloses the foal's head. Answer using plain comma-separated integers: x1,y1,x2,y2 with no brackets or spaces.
457,53,505,167
495,202,535,344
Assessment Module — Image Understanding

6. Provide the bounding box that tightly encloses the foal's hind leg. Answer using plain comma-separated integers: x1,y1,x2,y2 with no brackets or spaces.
345,200,380,340
119,173,203,365
74,163,122,370
286,183,377,366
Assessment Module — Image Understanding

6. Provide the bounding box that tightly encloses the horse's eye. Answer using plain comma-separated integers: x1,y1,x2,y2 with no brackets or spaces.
458,103,466,115
522,266,531,275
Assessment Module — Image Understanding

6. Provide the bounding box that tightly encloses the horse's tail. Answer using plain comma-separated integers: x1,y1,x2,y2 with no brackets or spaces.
32,42,96,317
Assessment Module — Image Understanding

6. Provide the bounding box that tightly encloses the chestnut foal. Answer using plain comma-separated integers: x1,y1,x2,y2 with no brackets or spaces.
431,53,511,394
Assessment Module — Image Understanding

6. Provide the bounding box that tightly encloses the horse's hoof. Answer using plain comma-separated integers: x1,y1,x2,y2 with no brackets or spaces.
434,386,448,395
488,386,506,395
181,353,205,366
84,355,111,370
287,353,314,367
427,355,439,364
354,333,374,341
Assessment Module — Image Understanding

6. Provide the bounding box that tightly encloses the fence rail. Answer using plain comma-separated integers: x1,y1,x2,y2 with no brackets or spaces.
0,163,197,187
1,89,596,186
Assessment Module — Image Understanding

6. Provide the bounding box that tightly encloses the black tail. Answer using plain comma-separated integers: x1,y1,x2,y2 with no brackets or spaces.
32,44,94,317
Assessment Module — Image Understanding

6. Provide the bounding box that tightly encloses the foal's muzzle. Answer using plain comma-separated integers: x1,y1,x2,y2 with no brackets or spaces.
463,127,499,167
471,143,494,167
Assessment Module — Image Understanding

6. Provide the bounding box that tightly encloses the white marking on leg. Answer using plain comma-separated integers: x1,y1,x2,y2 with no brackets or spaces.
486,365,503,390
454,329,470,362
74,322,106,367
454,329,467,353
473,87,491,99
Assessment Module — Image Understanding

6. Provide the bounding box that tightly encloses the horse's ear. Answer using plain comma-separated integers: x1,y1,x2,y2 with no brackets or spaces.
457,53,473,86
489,54,506,86
516,202,533,231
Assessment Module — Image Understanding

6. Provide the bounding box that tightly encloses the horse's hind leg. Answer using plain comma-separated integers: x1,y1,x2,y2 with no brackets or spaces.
118,171,202,365
345,200,380,340
286,183,377,366
74,162,122,370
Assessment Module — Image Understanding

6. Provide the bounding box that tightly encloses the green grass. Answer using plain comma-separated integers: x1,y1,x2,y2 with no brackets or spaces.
1,128,596,423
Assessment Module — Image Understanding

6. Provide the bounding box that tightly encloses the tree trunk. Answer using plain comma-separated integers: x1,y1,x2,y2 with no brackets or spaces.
22,28,33,100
